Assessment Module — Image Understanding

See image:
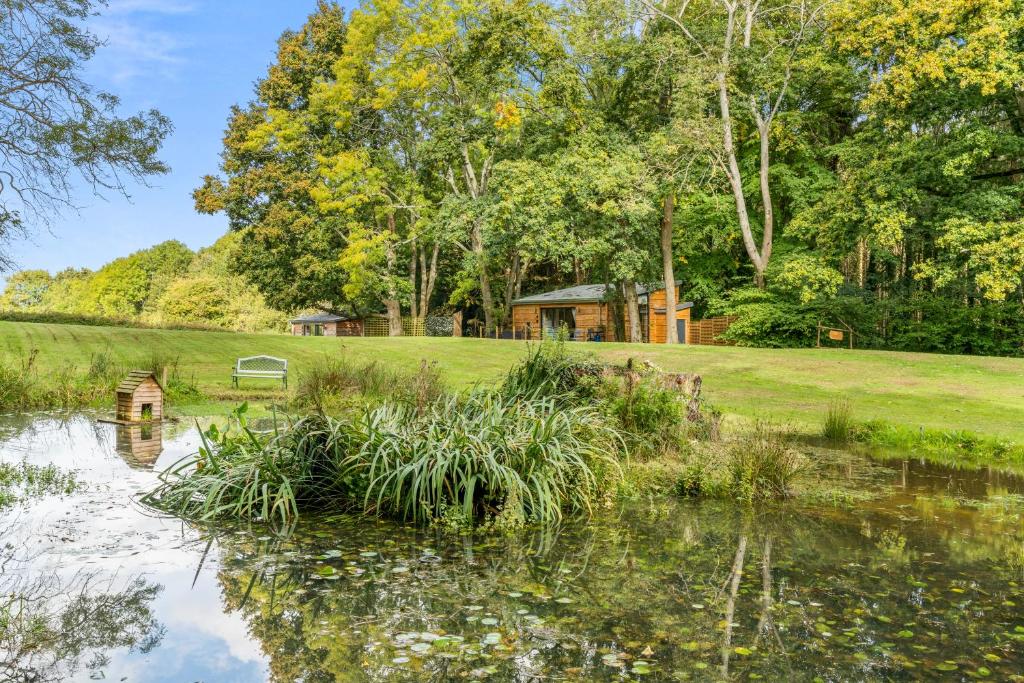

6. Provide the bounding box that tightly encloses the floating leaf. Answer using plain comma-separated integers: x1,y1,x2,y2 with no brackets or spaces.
734,647,753,656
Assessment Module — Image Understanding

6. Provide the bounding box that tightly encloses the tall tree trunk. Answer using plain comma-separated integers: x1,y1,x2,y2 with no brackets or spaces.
502,251,521,323
716,3,770,288
385,298,403,336
471,222,494,332
623,279,641,343
419,242,439,318
385,213,403,336
409,237,418,320
662,192,678,343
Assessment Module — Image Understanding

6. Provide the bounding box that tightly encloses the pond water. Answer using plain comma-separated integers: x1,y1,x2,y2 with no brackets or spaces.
1,413,1023,682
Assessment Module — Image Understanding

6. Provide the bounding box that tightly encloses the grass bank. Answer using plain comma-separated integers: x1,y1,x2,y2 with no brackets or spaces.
2,320,1023,442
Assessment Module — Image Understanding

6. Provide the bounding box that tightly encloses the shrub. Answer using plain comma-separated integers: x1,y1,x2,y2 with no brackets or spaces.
607,379,685,457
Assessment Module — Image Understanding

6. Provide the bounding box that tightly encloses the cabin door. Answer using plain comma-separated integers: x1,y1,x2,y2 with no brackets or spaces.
675,319,687,344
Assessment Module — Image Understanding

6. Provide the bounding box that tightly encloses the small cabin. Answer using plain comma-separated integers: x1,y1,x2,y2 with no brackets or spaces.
115,371,164,423
511,282,693,343
290,312,364,337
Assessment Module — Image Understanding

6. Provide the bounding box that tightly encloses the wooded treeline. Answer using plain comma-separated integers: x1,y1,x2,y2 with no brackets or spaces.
6,0,1022,354
0,235,285,332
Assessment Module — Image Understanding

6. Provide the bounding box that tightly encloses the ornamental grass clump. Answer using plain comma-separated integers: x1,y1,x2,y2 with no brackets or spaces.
727,423,807,501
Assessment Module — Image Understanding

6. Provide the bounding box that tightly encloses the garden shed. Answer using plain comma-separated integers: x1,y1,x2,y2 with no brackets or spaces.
511,282,692,343
115,371,164,423
290,312,364,337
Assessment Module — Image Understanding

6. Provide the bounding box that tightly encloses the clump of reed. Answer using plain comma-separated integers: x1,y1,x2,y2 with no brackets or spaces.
294,356,445,412
725,423,807,500
143,392,622,526
0,349,127,412
822,399,854,442
501,341,606,401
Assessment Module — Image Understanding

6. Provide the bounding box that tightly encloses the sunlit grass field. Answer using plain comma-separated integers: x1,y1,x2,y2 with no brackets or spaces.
2,320,1023,441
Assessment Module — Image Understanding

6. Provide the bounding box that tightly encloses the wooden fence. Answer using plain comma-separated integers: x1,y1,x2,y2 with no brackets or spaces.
363,315,427,337
689,316,737,346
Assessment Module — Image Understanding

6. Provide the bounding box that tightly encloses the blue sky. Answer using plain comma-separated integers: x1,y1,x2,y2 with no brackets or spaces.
5,0,349,279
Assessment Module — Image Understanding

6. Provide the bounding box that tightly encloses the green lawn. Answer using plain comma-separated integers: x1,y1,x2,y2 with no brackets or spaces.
2,320,1023,441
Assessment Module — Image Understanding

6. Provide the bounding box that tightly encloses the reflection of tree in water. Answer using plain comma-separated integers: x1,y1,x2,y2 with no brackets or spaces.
208,501,1024,681
0,525,164,682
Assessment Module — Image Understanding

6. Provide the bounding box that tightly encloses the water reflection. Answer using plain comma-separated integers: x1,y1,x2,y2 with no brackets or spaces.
0,413,1023,681
207,500,1024,681
115,422,164,469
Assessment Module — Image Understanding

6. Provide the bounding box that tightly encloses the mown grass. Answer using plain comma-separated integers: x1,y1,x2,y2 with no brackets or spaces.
2,320,1022,443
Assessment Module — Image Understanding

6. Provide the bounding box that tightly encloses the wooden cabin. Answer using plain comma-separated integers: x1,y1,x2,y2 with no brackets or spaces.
290,312,364,337
510,283,692,343
115,371,164,423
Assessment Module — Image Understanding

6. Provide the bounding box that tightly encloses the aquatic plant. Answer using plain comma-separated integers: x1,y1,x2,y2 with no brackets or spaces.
501,340,605,401
822,399,853,442
727,424,807,500
142,405,335,524
143,394,622,525
0,461,79,508
340,390,621,523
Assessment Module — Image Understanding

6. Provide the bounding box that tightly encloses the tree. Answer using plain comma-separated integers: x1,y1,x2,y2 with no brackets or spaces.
643,0,830,288
0,269,51,309
194,2,354,313
0,0,172,270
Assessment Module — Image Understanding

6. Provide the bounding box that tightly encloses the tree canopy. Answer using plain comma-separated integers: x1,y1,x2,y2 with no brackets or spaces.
7,0,1024,355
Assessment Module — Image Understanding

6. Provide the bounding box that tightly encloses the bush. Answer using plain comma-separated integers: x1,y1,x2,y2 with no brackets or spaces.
607,378,685,457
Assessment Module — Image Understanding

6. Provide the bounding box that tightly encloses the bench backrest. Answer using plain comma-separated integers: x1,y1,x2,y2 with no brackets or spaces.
235,355,288,373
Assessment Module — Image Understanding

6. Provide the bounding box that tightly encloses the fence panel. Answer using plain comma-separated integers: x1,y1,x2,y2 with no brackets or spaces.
690,316,737,346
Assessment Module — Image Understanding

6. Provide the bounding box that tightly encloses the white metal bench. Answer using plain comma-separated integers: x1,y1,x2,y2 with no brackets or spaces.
232,355,288,389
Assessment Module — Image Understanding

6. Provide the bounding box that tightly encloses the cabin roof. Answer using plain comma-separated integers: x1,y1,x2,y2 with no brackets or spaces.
289,312,349,324
116,370,163,394
512,281,684,306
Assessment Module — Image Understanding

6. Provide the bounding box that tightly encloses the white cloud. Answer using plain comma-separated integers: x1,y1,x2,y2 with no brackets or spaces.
87,1,196,87
104,0,196,14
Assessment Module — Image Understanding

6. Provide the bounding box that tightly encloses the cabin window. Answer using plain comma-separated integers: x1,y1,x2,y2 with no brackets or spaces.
141,403,153,420
313,324,324,336
302,324,311,336
541,307,576,338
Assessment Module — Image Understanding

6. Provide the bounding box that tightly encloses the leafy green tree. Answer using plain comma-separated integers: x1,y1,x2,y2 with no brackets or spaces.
0,270,52,309
194,2,353,313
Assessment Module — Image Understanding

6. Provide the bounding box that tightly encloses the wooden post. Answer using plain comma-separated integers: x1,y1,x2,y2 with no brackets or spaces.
161,366,168,388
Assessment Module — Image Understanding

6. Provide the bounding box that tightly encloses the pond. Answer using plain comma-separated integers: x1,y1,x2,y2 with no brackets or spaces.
1,413,1023,681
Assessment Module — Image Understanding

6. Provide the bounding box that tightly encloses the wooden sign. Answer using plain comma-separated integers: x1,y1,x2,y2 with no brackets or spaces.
828,329,844,341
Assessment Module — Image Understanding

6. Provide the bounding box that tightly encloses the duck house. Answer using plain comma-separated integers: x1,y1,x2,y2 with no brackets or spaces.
115,371,164,423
